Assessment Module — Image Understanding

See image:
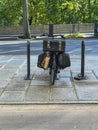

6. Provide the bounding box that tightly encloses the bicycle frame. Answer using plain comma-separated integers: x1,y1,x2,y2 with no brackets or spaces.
42,38,66,85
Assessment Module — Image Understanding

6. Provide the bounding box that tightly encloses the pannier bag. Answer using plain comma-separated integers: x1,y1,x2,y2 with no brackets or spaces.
37,53,50,69
58,53,71,69
43,39,65,52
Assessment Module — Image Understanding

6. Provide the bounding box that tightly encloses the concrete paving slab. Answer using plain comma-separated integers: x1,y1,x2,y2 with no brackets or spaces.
0,91,25,102
0,62,7,67
93,69,98,79
50,88,77,101
5,83,28,91
72,71,98,81
0,69,16,80
0,55,98,104
10,77,30,84
0,89,4,96
33,70,50,81
52,77,72,88
74,82,98,101
24,85,50,101
0,80,9,89
31,80,50,86
71,61,91,71
59,70,71,78
4,59,25,68
15,68,27,77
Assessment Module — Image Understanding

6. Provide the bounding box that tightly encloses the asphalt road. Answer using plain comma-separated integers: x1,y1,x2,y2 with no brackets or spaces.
0,105,98,130
0,39,98,55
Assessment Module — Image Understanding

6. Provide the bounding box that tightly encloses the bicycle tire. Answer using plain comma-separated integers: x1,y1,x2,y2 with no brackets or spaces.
50,57,56,85
50,67,55,85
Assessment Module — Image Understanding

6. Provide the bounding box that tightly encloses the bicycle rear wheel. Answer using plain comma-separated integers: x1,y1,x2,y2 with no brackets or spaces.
50,67,55,85
50,57,56,85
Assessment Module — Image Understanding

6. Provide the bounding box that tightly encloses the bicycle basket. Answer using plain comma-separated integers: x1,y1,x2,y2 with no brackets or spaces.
43,39,65,52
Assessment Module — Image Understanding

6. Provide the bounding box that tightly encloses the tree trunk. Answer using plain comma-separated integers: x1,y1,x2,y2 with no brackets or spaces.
22,0,31,39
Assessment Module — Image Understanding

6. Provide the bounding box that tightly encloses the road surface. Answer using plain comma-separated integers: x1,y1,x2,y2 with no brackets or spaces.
0,105,98,130
0,39,98,55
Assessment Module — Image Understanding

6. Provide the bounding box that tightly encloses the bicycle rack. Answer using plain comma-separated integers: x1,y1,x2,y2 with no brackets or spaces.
24,40,32,80
74,41,87,80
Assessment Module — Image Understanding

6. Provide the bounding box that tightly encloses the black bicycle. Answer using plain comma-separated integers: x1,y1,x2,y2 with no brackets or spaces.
37,38,70,85
48,51,63,84
43,39,65,85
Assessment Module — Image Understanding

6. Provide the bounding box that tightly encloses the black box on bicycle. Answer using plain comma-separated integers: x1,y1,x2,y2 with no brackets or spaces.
43,39,65,52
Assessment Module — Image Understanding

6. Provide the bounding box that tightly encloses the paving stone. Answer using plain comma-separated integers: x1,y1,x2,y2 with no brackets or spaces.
0,80,9,89
0,69,16,80
59,70,71,78
31,56,38,62
72,71,97,81
4,59,24,68
71,61,81,66
74,82,98,101
24,85,50,101
93,69,98,79
30,80,50,86
0,62,6,67
50,88,77,101
33,70,50,81
5,83,28,91
36,69,49,74
0,56,13,61
15,69,27,77
71,61,91,71
0,91,25,101
0,55,98,104
86,56,98,61
10,77,30,84
13,56,26,59
52,77,72,88
0,89,3,96
15,65,36,78
91,63,98,70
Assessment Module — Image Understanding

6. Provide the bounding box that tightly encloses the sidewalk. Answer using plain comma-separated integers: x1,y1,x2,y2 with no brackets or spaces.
0,33,95,41
0,55,98,104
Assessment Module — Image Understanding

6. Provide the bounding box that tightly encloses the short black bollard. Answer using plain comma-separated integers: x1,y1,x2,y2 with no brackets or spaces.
74,41,87,80
81,41,85,77
24,41,32,80
49,24,53,37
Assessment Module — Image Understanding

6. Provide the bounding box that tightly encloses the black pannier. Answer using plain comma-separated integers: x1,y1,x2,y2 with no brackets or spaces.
58,53,71,69
43,39,65,52
37,53,50,69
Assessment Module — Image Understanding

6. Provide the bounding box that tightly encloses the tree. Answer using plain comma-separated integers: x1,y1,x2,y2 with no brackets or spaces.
22,0,31,38
0,0,22,26
0,0,98,26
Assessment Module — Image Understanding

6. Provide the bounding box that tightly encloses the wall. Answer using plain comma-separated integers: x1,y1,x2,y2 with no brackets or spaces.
0,23,94,35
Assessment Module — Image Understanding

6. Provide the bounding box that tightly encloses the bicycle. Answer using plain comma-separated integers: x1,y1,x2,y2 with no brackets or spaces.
37,38,70,85
43,39,65,85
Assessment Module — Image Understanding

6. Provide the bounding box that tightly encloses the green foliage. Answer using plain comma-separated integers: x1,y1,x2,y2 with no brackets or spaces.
0,0,98,26
0,0,22,26
64,33,86,39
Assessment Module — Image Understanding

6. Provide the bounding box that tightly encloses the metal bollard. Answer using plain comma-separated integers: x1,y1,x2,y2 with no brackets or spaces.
74,41,87,80
49,24,53,37
24,40,32,80
81,41,85,77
